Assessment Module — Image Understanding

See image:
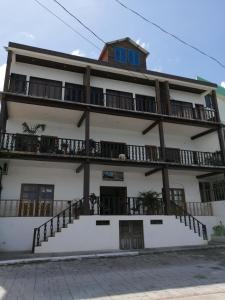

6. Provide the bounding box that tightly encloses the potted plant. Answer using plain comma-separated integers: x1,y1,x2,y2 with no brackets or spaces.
211,221,225,243
137,190,162,214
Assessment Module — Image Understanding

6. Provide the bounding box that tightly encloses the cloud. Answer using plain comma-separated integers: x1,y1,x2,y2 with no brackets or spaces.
0,64,6,92
136,39,149,49
221,81,225,89
19,32,35,40
71,49,85,57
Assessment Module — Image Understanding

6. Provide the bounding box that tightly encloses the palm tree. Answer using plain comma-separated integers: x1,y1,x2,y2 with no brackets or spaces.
22,122,46,135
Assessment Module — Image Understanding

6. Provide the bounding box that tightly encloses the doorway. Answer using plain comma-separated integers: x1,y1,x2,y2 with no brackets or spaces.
119,220,144,250
19,184,54,217
100,186,127,215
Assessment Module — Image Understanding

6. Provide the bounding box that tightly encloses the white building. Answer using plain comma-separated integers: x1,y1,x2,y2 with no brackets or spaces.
0,37,225,253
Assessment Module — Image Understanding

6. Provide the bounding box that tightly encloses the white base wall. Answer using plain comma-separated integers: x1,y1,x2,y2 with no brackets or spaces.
35,216,207,254
0,218,49,252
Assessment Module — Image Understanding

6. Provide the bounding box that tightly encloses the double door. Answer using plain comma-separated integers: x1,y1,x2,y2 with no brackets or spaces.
119,220,144,250
19,184,54,217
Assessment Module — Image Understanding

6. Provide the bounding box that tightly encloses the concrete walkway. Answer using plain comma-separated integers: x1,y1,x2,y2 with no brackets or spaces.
1,247,225,299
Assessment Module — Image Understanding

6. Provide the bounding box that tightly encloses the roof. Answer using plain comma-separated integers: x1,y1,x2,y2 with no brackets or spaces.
197,76,225,98
99,37,149,57
6,42,217,90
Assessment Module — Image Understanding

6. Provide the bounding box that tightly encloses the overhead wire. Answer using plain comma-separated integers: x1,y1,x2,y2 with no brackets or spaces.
115,0,225,69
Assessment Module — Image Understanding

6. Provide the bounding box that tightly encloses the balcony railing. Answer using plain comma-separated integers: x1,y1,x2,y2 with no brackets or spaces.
7,77,217,122
0,198,213,217
0,199,73,217
0,133,223,167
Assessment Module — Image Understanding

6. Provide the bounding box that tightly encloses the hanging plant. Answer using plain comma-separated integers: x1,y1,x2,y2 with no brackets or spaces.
22,122,46,135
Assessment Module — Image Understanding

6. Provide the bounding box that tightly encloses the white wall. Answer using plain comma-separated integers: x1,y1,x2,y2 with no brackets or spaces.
0,217,49,251
211,200,225,217
35,215,207,253
1,161,201,203
1,160,83,200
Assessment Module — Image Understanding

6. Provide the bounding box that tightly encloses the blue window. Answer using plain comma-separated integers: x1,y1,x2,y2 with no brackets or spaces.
114,47,126,63
128,50,140,65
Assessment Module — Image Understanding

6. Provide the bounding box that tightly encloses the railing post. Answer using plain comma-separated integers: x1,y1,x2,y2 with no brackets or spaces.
202,224,208,240
32,228,37,253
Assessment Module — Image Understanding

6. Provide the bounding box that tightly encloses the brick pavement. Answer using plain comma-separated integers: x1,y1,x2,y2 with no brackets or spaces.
1,248,225,299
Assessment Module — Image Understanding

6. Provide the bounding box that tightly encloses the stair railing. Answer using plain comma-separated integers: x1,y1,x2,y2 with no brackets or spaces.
32,198,84,252
171,201,208,240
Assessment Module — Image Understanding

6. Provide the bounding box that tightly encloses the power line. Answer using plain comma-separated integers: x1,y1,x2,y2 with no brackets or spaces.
115,0,225,69
33,0,101,50
52,0,105,44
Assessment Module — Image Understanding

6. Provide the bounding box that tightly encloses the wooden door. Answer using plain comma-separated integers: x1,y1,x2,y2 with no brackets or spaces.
100,186,127,215
119,220,144,250
19,184,54,217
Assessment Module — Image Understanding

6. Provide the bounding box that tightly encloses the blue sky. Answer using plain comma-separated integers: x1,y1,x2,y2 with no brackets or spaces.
0,0,225,90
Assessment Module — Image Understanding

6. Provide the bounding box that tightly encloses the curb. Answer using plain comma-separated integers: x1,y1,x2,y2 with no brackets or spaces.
1,244,225,266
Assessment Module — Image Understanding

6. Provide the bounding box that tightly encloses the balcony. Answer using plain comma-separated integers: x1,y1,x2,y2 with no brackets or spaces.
6,75,217,123
0,132,223,168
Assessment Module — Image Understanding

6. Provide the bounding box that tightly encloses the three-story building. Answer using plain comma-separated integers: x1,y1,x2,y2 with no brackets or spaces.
0,37,225,253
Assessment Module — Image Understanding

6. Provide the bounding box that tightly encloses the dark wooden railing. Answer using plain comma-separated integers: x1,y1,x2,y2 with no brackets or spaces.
1,132,223,167
89,196,165,215
7,78,217,122
171,201,208,240
32,198,83,252
0,199,77,217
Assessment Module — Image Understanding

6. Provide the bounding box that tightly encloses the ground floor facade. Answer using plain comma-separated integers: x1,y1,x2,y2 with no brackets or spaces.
0,159,225,253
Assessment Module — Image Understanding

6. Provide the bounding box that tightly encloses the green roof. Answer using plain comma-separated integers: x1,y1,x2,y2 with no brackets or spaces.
197,76,225,98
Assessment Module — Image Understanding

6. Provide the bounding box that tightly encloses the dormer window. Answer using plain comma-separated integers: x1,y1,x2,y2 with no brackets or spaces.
114,47,126,63
114,47,140,66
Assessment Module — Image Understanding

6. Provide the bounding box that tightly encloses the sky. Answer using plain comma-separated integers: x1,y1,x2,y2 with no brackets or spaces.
0,0,225,91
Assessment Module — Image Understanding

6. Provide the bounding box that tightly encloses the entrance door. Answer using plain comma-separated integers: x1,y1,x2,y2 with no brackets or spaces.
100,186,127,215
170,188,185,209
19,184,54,217
119,220,144,250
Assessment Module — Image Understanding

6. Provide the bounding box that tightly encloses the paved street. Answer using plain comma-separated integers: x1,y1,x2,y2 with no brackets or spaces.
1,248,225,299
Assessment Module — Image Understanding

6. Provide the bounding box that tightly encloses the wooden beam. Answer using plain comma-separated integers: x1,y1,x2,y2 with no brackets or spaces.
155,79,161,114
142,121,159,135
76,163,84,173
162,167,170,215
3,50,12,92
77,111,86,128
83,66,91,104
145,167,162,177
191,128,216,140
83,162,90,214
196,172,223,179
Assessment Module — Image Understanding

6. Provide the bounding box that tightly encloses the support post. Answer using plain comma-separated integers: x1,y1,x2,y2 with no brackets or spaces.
83,162,90,214
83,66,91,104
155,79,161,114
159,81,170,115
158,121,170,214
3,50,12,92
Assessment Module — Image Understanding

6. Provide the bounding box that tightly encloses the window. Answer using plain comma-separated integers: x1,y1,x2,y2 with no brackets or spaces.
9,73,26,94
19,184,54,217
128,50,140,65
114,47,126,63
90,87,104,106
106,89,134,110
64,83,84,102
29,77,62,100
205,94,214,109
170,100,193,118
136,95,156,112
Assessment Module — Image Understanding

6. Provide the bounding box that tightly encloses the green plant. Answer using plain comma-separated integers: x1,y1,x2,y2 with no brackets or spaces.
212,221,225,236
137,190,162,214
22,122,46,135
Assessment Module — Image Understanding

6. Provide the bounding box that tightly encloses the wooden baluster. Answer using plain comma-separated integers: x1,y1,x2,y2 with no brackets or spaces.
50,219,53,237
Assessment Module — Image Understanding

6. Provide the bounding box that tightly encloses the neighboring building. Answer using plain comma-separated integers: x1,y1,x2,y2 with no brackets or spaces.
0,37,225,253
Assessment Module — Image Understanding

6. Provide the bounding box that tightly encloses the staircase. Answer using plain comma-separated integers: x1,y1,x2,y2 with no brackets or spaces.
32,198,83,253
171,201,208,241
32,198,208,253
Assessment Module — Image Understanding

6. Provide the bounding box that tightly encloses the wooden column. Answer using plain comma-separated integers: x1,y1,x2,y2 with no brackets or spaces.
211,91,225,166
82,66,91,214
159,81,170,115
158,121,170,214
155,79,161,114
3,50,12,92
